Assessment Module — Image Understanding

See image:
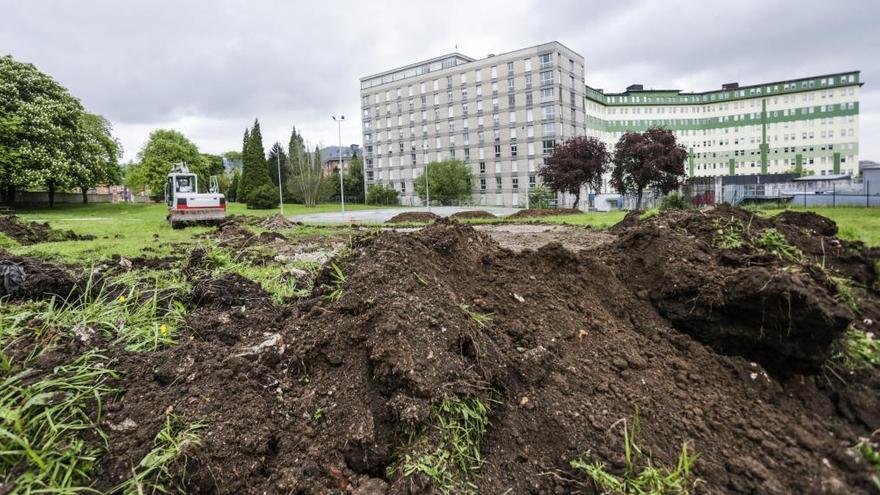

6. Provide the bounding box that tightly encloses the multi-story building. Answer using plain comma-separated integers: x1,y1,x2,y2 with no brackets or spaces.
585,72,862,181
360,41,585,206
320,144,361,177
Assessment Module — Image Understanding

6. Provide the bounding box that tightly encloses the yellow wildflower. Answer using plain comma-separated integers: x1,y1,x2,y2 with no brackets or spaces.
116,295,126,303
159,324,168,336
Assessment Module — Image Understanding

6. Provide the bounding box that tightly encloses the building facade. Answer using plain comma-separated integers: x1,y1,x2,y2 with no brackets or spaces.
320,144,361,177
360,42,585,206
585,72,862,181
361,43,862,206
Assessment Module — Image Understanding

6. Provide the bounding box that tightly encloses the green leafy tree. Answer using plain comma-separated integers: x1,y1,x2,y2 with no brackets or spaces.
226,168,241,202
366,184,399,205
266,142,290,189
287,127,324,207
528,185,554,209
611,128,687,209
414,159,473,205
71,113,122,204
326,156,365,203
135,129,205,198
222,150,243,169
239,119,274,206
0,55,85,205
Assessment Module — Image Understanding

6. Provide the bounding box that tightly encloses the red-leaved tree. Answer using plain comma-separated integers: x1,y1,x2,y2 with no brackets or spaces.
538,136,609,209
611,128,687,209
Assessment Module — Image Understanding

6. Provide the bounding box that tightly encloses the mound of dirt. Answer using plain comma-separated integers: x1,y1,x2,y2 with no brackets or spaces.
774,209,839,237
0,215,95,245
259,214,301,230
87,220,879,494
0,250,78,300
604,205,860,375
385,211,441,223
506,208,581,219
608,209,643,233
449,210,496,220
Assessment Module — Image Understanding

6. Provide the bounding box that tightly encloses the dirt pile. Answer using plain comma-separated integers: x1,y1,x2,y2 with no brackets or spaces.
259,214,301,230
0,215,95,245
604,205,861,375
449,210,496,220
0,249,78,300
87,219,879,494
507,208,581,219
385,211,441,223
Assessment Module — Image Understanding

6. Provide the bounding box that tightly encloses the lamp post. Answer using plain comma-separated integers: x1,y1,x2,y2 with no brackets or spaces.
424,161,431,212
276,151,284,215
331,115,345,220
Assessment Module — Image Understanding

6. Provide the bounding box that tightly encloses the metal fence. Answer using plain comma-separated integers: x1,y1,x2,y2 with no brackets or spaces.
681,182,880,208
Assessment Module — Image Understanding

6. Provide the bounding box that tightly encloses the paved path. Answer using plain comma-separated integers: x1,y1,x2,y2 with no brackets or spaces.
291,206,521,224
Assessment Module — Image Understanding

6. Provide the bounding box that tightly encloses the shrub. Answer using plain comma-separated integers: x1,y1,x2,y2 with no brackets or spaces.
660,192,690,211
528,185,554,209
247,183,279,209
366,184,400,205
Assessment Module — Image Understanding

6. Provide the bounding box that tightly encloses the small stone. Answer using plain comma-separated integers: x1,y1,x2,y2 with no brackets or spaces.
108,417,138,432
519,396,529,406
513,293,525,303
612,357,629,370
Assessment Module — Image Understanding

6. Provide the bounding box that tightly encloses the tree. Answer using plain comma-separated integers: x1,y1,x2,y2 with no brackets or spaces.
239,119,274,206
611,128,688,209
71,113,122,204
266,142,290,189
135,129,205,198
0,55,85,205
527,185,554,209
414,159,473,205
366,184,399,205
226,168,241,202
326,156,365,203
222,150,243,169
538,136,609,209
287,127,324,208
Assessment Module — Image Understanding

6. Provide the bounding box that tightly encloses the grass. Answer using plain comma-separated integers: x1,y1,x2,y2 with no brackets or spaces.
856,436,880,490
463,210,628,229
834,329,880,370
831,277,859,313
0,350,118,493
197,243,310,304
458,303,494,328
753,228,804,263
323,263,346,302
390,397,491,494
0,278,186,358
571,412,699,495
8,202,375,264
711,217,746,249
758,206,880,247
115,413,206,495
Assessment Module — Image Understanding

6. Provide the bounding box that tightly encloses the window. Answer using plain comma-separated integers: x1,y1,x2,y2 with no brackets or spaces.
508,94,515,107
446,75,452,87
511,144,517,157
527,142,535,155
460,73,467,84
539,53,552,68
524,58,532,71
491,66,497,79
509,111,516,123
494,144,501,158
526,92,533,107
540,71,553,85
475,69,482,82
512,177,519,190
542,106,556,120
491,81,498,93
508,78,515,91
541,87,554,101
507,61,514,74
525,73,532,88
479,161,486,174
542,139,556,154
495,176,502,189
433,80,439,91
480,177,486,190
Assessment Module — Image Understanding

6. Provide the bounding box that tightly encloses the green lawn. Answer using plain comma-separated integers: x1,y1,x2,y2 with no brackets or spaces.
9,202,370,264
463,210,628,229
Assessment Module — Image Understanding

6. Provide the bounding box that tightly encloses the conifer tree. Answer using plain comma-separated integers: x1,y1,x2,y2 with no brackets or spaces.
239,119,272,204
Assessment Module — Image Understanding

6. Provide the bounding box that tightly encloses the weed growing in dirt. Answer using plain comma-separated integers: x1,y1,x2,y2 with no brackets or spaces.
833,329,880,370
711,218,746,250
2,279,186,355
324,263,346,302
639,209,659,221
109,268,192,296
459,303,494,328
754,228,804,263
831,277,859,313
115,413,206,495
391,397,491,494
412,271,428,287
571,412,699,495
0,231,17,248
659,193,690,211
0,350,118,493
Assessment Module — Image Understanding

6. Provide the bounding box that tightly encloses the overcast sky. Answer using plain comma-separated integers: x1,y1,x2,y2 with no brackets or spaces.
2,0,878,162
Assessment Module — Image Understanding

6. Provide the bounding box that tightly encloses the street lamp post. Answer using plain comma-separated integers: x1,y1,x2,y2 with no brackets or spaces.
276,152,284,215
424,161,431,212
332,115,345,220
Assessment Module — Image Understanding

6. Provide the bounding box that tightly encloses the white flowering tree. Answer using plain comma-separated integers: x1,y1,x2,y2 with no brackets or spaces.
0,55,89,205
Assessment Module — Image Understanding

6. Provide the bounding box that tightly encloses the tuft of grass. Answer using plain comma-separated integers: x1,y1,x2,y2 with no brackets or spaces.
0,231,18,248
115,413,206,495
324,263,346,302
831,277,859,313
833,329,880,370
856,437,880,490
390,397,490,494
711,218,745,250
571,412,699,495
198,243,309,304
639,208,659,221
1,277,186,357
458,303,493,328
0,350,118,493
754,228,803,263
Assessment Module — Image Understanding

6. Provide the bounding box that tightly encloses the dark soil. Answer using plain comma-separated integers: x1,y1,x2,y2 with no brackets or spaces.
449,210,496,220
259,214,301,230
4,209,879,494
385,211,441,223
0,214,95,245
0,249,78,300
506,208,581,219
608,209,642,234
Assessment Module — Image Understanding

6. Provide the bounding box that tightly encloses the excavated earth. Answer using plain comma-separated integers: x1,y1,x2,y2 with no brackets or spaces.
0,214,95,244
2,206,879,494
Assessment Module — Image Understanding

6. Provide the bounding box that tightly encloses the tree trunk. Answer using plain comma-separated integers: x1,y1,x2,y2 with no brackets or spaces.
48,182,55,208
81,187,89,204
4,185,15,207
636,187,644,210
572,190,580,210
